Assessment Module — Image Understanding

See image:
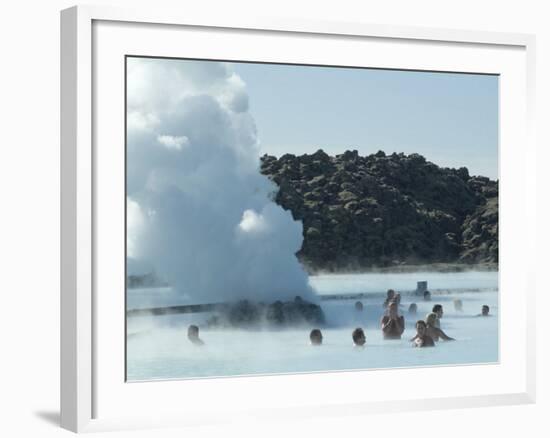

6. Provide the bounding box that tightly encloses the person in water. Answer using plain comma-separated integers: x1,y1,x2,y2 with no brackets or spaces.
453,299,463,312
408,303,417,315
411,320,435,348
355,301,364,312
424,312,455,341
352,328,366,347
383,289,396,308
423,290,432,301
393,293,402,307
478,305,491,316
432,304,443,328
187,324,205,346
381,301,405,340
310,328,323,345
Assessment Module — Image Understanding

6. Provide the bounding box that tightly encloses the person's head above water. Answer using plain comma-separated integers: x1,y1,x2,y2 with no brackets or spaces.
352,328,366,346
310,328,323,345
187,324,204,345
481,305,490,316
387,289,395,299
355,301,364,312
423,290,431,301
432,304,443,318
416,320,427,335
425,312,438,327
393,293,402,305
187,324,200,340
408,303,417,314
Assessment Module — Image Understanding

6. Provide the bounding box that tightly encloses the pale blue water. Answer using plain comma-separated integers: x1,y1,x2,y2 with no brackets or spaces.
126,271,498,381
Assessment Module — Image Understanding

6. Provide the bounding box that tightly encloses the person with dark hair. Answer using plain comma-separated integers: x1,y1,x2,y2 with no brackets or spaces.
423,290,431,301
425,313,455,342
432,304,443,328
478,305,491,317
354,301,364,312
410,320,435,348
408,303,418,315
187,324,205,346
383,289,396,308
380,301,405,340
310,328,323,345
352,328,366,347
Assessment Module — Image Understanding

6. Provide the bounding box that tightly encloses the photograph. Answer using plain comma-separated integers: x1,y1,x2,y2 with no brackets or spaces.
125,56,499,381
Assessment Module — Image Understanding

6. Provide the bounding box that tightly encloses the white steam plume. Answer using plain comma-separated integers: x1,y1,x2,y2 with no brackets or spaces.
127,58,314,304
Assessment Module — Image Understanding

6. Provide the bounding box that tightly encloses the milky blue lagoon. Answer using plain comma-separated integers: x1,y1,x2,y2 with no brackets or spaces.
126,271,498,381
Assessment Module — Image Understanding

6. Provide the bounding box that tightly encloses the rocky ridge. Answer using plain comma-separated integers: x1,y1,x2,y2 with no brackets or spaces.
260,149,498,272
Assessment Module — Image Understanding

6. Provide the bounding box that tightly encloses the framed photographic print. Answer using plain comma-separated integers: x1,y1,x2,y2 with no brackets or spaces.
61,5,536,433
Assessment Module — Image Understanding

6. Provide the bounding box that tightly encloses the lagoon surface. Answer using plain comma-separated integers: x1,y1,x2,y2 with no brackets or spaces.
126,271,498,381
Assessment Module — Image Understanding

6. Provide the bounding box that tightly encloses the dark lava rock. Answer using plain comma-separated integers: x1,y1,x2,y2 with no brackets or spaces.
260,150,498,271
460,197,498,263
207,298,326,328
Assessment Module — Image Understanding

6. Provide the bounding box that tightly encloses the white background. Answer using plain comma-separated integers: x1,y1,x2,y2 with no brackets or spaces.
0,0,547,437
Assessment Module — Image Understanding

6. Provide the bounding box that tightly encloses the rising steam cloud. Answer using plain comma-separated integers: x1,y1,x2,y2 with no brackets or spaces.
126,58,314,303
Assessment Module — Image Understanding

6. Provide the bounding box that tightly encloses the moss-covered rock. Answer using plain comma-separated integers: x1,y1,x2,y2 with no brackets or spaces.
260,149,498,271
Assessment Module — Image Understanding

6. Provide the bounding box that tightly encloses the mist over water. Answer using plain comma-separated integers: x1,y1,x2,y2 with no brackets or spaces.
126,58,314,304
310,271,498,296
126,271,499,381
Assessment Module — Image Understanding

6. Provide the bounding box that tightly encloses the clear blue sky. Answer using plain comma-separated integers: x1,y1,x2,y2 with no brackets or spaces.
230,62,498,180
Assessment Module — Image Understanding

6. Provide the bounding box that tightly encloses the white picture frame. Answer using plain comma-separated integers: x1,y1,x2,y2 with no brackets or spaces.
60,4,537,433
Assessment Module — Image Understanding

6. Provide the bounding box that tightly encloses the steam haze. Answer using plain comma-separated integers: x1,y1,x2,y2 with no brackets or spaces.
126,58,314,304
